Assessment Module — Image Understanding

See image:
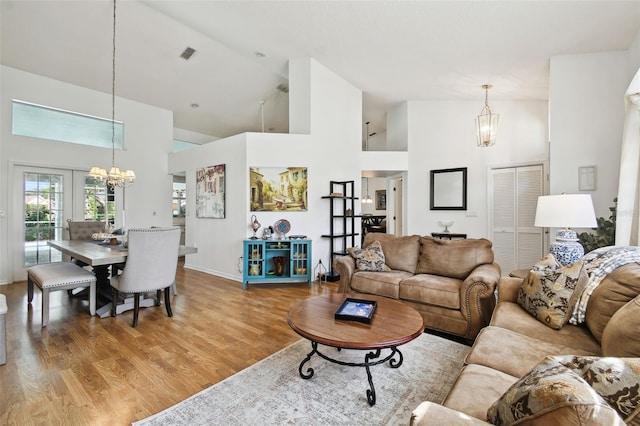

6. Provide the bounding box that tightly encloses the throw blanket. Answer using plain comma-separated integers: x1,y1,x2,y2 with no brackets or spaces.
569,246,640,324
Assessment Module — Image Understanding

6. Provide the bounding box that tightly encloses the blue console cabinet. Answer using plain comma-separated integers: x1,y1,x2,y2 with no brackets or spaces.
242,239,312,290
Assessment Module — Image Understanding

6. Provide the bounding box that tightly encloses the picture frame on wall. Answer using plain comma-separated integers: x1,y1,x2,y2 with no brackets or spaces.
375,190,386,210
430,167,467,210
249,167,308,212
196,164,225,218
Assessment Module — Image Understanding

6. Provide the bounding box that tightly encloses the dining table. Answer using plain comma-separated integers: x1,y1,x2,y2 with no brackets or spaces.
48,239,197,319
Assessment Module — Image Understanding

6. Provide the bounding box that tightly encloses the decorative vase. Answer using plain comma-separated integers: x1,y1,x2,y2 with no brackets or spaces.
273,256,286,276
249,264,260,276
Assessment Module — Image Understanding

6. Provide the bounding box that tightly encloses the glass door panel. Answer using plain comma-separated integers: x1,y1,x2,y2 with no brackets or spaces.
13,166,72,281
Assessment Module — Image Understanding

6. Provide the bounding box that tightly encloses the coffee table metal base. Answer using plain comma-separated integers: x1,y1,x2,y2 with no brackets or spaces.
298,341,403,406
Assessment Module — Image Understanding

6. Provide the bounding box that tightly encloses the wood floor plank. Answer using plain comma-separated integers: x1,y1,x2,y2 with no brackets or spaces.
0,262,337,425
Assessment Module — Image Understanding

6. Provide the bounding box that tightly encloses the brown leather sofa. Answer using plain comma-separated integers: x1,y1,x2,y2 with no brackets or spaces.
333,233,501,340
410,263,640,425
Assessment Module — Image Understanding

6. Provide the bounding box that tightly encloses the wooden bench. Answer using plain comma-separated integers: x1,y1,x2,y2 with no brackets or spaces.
27,262,97,327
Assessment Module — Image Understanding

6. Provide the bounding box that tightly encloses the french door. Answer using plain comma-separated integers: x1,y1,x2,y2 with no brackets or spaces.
12,166,73,281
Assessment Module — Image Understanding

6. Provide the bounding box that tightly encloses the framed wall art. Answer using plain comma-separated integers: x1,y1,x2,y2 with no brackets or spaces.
578,165,597,191
249,167,308,212
375,190,386,210
196,164,225,218
430,167,467,210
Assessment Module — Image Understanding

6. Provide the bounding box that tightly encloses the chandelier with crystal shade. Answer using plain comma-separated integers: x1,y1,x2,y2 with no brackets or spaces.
475,84,499,147
89,0,135,188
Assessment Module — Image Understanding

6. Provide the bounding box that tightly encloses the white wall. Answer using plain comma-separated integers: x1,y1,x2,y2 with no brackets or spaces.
387,102,409,151
405,100,549,238
168,58,362,282
0,66,175,283
549,52,628,219
628,29,640,78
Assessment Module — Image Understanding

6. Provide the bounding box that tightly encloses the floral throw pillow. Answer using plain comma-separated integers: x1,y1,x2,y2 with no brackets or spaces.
487,355,640,425
517,254,588,329
347,241,390,272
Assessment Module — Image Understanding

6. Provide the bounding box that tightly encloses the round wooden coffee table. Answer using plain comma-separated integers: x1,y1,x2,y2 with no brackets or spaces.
287,293,425,405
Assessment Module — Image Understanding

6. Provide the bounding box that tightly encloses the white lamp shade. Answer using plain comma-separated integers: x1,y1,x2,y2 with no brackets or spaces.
534,194,597,228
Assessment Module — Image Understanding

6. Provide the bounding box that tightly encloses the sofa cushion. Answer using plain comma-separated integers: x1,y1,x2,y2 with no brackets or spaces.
602,296,640,357
363,233,420,273
442,363,518,421
350,270,411,299
585,262,640,343
467,326,598,378
490,301,601,355
487,355,639,426
347,240,390,272
415,237,493,280
517,257,588,329
399,274,461,310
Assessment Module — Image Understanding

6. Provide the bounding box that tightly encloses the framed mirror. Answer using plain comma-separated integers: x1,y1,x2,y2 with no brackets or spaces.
430,167,467,210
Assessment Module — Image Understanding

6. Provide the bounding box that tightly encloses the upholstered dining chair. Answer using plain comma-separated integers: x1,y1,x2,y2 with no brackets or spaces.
67,219,105,266
109,227,181,327
66,219,106,297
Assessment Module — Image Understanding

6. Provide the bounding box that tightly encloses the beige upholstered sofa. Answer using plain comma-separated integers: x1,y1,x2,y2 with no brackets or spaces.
411,261,640,425
333,233,501,340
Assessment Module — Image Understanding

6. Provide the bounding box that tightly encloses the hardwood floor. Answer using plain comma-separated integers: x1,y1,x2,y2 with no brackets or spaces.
0,263,337,425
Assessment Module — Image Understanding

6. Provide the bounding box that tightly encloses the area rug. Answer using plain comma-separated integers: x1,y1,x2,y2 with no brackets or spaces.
133,333,470,426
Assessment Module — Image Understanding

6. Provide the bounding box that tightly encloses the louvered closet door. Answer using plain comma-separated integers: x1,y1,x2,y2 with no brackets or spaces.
491,165,544,274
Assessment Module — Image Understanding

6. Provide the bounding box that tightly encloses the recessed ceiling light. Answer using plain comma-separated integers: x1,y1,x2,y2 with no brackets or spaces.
255,51,266,58
191,103,199,108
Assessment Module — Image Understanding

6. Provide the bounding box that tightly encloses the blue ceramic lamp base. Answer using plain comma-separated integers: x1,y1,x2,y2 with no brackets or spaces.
549,229,584,266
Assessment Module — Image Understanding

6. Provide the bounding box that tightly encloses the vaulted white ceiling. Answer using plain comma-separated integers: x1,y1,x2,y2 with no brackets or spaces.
2,1,639,140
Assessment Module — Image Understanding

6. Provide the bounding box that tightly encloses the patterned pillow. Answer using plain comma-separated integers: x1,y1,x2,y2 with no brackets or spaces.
517,254,588,329
487,355,640,425
347,241,390,272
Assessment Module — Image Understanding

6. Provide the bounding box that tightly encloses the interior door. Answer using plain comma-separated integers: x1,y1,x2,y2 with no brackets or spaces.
12,166,73,281
490,165,545,274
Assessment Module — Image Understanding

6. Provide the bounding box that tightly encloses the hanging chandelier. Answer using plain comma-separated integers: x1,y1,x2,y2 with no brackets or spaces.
362,178,373,204
89,0,135,188
475,84,499,147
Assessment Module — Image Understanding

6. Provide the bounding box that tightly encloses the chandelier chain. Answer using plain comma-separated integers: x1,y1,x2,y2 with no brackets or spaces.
111,0,116,168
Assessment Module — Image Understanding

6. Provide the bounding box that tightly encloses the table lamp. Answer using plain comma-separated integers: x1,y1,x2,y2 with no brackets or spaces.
534,194,597,266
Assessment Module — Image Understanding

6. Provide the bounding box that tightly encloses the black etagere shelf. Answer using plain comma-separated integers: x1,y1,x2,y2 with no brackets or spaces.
321,180,359,282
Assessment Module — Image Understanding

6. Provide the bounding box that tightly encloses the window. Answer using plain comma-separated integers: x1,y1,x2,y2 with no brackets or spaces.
173,182,186,217
173,139,199,152
84,177,114,222
12,100,124,149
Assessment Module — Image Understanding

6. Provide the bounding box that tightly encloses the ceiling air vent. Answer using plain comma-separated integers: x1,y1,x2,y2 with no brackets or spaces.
180,47,196,60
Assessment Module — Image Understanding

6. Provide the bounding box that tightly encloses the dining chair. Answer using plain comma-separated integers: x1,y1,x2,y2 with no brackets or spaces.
67,219,105,266
109,227,181,327
65,219,106,298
